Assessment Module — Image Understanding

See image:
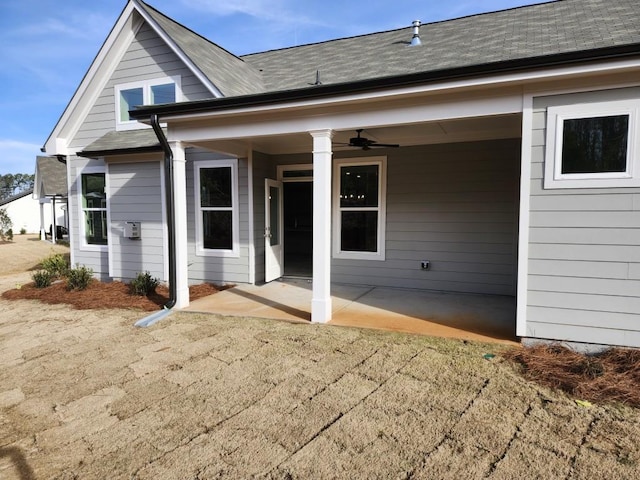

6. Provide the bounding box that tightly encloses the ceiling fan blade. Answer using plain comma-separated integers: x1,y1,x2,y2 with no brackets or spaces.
370,143,400,148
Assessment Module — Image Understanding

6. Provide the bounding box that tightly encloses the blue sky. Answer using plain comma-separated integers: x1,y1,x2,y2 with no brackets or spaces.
0,0,546,174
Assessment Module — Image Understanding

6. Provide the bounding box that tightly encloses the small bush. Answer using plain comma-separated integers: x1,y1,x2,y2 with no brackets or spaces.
20,228,26,235
130,271,159,296
66,265,93,291
0,208,11,241
32,270,53,288
40,253,69,277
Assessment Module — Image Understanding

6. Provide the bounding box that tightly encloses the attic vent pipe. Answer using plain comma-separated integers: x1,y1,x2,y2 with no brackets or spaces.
410,20,422,46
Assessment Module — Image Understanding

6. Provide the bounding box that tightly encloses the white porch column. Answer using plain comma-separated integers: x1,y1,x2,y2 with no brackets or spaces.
52,197,58,244
171,142,190,308
39,200,46,240
310,129,333,323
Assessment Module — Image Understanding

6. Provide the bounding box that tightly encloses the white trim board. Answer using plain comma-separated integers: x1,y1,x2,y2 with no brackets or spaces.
170,94,523,143
516,93,534,338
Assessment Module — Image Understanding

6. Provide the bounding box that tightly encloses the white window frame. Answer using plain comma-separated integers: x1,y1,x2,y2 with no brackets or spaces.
114,76,182,131
544,99,640,189
77,166,108,252
194,158,240,257
333,156,386,261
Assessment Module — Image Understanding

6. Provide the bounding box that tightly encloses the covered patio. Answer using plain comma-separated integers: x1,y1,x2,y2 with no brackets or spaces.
184,279,518,345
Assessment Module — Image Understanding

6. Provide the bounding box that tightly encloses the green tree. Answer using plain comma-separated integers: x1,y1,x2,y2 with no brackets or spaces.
0,208,13,241
0,173,35,200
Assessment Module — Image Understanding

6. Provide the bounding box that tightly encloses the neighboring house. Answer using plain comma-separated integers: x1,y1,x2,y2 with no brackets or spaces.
33,156,69,242
0,186,66,236
40,0,640,348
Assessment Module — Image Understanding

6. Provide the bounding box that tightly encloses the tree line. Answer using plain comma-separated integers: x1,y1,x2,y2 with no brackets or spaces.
0,173,35,200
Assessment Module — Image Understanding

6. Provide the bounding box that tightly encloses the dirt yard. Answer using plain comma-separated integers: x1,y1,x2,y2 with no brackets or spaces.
0,235,68,290
1,237,640,479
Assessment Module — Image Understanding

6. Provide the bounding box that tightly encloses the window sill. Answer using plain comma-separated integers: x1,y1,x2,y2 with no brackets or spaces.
80,244,108,253
195,247,240,258
543,175,640,189
333,250,386,261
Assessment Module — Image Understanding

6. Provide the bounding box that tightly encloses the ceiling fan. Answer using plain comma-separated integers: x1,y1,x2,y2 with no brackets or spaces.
336,129,400,150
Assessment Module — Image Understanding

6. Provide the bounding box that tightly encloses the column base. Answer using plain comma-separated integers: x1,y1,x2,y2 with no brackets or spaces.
311,297,332,323
175,286,190,309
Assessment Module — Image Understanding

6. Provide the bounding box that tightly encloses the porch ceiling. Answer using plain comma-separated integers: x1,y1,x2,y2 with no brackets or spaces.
189,113,522,156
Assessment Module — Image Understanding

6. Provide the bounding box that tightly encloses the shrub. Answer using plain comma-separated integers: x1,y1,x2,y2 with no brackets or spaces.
19,228,26,235
32,270,53,288
66,265,93,291
40,253,69,277
0,208,11,241
130,271,159,296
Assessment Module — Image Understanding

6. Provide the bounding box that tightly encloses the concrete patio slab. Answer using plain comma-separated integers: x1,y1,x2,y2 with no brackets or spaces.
184,279,518,345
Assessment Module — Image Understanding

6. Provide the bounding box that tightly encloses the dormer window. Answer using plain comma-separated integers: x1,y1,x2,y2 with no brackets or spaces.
115,76,181,130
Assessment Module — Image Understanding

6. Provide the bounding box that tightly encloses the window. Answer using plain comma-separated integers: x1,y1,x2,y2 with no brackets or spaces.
333,157,386,260
195,159,239,257
80,170,107,247
544,99,640,189
115,77,180,130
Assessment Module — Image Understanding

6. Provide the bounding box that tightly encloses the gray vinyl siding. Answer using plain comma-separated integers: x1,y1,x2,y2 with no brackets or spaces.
527,87,640,347
108,160,165,281
69,21,212,151
262,141,519,294
67,156,110,280
66,19,211,282
333,141,520,295
186,149,251,285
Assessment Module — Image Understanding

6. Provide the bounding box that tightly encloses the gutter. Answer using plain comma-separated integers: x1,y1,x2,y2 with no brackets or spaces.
130,43,640,119
77,146,162,158
151,114,177,310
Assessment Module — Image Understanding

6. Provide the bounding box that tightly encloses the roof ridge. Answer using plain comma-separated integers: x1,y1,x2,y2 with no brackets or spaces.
241,0,560,58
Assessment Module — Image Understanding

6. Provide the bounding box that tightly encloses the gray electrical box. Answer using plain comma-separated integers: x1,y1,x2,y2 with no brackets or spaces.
124,221,141,239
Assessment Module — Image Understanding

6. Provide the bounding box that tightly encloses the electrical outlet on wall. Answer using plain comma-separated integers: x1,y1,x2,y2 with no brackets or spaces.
421,260,430,270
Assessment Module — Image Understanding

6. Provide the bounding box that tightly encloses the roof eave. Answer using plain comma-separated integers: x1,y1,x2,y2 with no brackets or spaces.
131,43,640,119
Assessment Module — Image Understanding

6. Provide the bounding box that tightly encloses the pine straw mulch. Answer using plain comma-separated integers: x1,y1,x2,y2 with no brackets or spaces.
504,344,640,408
2,279,230,312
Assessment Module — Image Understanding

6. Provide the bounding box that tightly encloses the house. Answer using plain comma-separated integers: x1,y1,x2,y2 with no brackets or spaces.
33,156,69,242
40,0,640,348
0,189,37,234
0,179,66,237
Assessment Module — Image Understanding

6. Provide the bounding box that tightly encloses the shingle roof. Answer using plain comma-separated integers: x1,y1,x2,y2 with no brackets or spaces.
79,129,164,157
241,0,640,92
34,157,67,198
135,0,265,97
